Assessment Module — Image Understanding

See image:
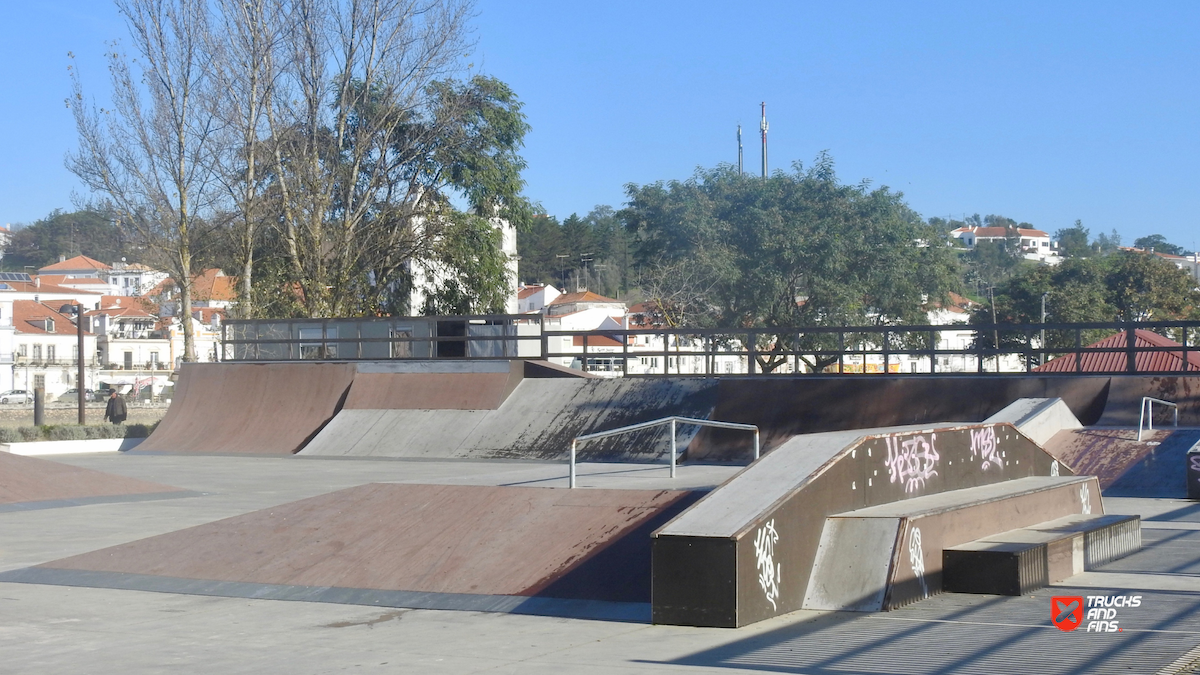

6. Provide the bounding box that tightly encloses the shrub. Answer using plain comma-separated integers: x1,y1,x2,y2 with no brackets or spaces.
17,426,42,442
124,423,154,438
0,428,21,443
47,425,88,441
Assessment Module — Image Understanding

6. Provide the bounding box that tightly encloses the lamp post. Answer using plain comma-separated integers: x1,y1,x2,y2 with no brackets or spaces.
1040,292,1048,365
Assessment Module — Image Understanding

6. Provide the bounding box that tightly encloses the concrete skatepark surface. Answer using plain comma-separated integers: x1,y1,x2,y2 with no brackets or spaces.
3,452,1200,674
0,451,188,511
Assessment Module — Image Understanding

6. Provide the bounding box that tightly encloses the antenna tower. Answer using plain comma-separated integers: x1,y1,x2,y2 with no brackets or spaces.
760,102,768,178
737,124,743,175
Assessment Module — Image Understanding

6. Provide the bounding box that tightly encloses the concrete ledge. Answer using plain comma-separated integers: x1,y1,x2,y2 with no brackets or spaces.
0,437,145,456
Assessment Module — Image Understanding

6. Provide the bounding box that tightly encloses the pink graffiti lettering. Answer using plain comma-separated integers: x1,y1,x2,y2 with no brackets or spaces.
885,434,940,493
970,426,1002,470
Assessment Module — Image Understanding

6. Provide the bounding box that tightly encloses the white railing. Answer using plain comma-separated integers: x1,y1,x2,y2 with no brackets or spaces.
568,416,760,488
1138,397,1178,442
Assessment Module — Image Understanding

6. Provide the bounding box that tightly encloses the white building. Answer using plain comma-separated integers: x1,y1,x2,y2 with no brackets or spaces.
1121,247,1200,288
517,283,561,314
951,226,1060,265
107,261,168,297
11,300,99,397
406,216,520,315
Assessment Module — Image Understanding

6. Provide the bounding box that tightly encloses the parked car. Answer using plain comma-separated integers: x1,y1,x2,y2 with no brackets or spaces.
0,389,31,404
94,388,117,402
57,388,95,403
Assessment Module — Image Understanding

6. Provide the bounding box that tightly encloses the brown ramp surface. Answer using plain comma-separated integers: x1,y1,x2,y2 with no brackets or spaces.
0,452,187,511
1045,427,1200,497
343,361,524,410
14,484,698,620
136,362,356,454
689,376,1114,460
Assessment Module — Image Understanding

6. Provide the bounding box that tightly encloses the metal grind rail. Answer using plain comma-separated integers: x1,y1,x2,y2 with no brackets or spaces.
568,416,760,488
1138,397,1179,442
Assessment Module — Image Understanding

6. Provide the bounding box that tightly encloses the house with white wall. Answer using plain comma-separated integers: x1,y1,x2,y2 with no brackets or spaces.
11,300,99,397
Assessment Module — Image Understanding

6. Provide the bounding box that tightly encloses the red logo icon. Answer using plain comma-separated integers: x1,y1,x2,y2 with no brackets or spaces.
1052,596,1084,631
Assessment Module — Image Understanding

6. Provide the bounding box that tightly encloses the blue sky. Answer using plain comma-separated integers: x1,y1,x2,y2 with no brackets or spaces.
3,1,1198,251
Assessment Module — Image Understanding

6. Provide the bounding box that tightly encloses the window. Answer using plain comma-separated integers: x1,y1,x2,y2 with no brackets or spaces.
34,374,45,390
18,344,26,357
47,345,56,363
32,344,42,360
150,351,160,366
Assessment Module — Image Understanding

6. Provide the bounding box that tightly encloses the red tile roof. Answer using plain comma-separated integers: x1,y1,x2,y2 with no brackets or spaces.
12,300,93,335
953,226,1050,239
548,291,622,305
1033,329,1200,373
37,255,112,273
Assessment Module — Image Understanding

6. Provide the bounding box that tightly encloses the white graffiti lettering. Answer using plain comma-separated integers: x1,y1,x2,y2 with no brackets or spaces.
1190,456,1200,475
970,427,1002,470
885,434,940,493
1080,484,1092,515
1050,460,1060,477
754,520,782,611
909,527,928,599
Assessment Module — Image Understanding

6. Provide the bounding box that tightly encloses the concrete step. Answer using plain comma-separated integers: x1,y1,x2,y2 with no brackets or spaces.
942,513,1141,596
803,475,1102,612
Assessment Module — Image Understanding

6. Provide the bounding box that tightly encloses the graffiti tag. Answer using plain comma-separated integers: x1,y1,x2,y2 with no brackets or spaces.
885,434,941,493
1190,456,1200,476
1050,460,1060,477
970,426,1002,470
909,527,928,599
1080,484,1092,515
754,520,782,611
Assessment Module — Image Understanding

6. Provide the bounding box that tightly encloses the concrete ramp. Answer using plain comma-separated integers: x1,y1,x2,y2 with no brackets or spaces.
0,452,188,511
688,377,1113,461
653,422,1068,627
301,378,718,460
136,362,356,455
1096,375,1200,426
12,483,699,619
984,398,1082,446
343,361,525,410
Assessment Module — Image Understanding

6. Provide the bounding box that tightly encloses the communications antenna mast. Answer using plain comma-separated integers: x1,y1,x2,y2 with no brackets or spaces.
760,102,769,178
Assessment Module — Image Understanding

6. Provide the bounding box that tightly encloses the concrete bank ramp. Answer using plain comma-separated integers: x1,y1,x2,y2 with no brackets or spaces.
984,397,1082,446
0,452,188,512
6,483,699,621
1096,375,1200,426
300,377,718,460
136,362,356,455
688,376,1113,461
653,422,1069,627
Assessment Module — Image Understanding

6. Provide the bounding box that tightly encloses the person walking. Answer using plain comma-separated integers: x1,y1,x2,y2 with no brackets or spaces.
105,390,128,424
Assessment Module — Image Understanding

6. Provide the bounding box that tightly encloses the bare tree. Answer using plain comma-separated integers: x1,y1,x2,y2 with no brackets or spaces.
263,0,479,317
68,0,223,361
210,0,288,318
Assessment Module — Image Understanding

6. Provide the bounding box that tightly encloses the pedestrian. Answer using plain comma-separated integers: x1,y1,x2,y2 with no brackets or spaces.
105,390,128,424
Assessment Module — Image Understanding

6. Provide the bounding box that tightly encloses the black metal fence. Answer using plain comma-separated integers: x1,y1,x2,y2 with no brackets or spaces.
222,316,1200,377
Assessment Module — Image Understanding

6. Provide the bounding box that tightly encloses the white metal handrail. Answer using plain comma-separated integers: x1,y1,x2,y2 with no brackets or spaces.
1138,397,1178,442
568,416,760,488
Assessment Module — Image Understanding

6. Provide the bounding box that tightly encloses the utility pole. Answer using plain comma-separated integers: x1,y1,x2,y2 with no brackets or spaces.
578,253,593,292
76,303,85,425
555,253,569,291
1041,292,1048,365
760,102,769,178
737,124,743,175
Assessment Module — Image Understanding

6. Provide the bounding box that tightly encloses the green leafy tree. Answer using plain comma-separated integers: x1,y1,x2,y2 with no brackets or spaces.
1093,229,1122,255
1055,220,1091,258
3,209,133,271
418,212,511,315
622,155,960,371
970,251,1200,349
1131,234,1184,256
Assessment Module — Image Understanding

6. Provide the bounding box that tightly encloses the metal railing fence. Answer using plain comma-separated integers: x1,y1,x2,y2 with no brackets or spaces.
568,416,760,488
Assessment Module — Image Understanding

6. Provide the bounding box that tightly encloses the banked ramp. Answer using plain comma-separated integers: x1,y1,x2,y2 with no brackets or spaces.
300,365,719,461
4,483,701,620
136,362,356,455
